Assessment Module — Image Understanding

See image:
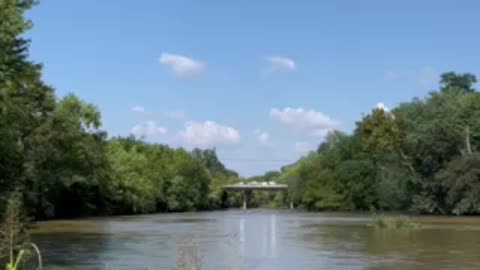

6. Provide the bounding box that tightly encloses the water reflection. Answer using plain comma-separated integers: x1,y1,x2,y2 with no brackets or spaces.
270,214,276,258
32,210,480,270
239,217,245,256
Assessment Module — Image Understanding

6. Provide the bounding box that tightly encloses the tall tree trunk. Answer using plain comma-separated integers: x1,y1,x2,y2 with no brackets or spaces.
465,125,472,155
399,149,424,185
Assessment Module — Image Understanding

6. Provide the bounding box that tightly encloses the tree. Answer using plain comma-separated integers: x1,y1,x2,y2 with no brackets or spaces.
395,74,479,213
191,148,239,208
0,0,56,213
191,148,238,178
106,140,157,214
440,72,477,94
295,153,343,210
22,95,110,218
165,150,211,211
436,153,480,215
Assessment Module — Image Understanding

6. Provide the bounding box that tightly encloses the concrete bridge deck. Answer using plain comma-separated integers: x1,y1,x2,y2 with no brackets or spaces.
223,182,291,210
223,183,288,191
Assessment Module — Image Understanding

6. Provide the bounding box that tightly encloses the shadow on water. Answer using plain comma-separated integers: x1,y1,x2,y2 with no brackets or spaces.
32,233,110,269
299,219,480,270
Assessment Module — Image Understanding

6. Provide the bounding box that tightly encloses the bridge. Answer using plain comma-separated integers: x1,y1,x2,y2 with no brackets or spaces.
223,182,292,210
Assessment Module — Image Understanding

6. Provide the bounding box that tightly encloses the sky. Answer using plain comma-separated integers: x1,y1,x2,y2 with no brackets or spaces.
26,1,480,176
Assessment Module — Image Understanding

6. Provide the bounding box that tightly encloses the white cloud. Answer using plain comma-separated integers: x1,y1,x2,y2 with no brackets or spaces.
159,52,206,76
295,141,316,154
179,121,240,146
253,129,270,144
130,106,145,113
270,107,339,137
376,102,390,112
129,107,186,119
265,56,297,72
131,121,167,138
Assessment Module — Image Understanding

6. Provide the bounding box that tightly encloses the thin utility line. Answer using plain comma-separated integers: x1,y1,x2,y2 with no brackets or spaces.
220,158,295,163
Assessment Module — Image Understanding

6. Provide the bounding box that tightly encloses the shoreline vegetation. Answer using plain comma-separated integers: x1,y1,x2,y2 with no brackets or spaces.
1,196,43,270
3,0,480,228
371,212,421,230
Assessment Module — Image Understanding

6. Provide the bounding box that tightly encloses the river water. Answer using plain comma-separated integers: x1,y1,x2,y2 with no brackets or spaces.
32,209,480,270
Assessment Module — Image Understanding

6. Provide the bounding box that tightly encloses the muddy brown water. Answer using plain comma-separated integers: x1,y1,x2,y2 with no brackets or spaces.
32,209,480,270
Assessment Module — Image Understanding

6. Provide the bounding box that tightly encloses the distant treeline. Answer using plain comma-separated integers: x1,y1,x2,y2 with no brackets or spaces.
2,1,480,219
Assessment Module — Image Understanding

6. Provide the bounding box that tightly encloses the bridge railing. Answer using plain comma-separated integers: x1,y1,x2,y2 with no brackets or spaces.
222,182,291,209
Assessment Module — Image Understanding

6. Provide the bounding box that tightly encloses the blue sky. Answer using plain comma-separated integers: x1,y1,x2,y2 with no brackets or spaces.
26,1,480,176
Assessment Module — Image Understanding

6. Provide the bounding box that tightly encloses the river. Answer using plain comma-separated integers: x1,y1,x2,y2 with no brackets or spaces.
32,209,480,270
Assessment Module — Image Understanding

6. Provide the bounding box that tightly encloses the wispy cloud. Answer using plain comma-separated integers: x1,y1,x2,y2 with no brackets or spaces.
130,106,145,113
131,121,167,138
179,121,240,146
384,66,439,87
159,52,206,77
130,106,186,120
253,129,270,144
163,110,186,120
384,71,401,80
270,107,339,137
265,56,297,72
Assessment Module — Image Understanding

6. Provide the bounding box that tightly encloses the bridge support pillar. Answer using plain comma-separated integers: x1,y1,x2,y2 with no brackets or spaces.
242,190,247,210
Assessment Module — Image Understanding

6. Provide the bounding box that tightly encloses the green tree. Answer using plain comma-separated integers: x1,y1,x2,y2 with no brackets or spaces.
23,95,110,218
0,0,55,213
165,150,211,211
191,148,239,208
106,140,156,214
436,153,480,215
440,72,477,94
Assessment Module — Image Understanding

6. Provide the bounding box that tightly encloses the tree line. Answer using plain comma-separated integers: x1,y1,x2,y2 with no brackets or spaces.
251,73,480,215
0,0,242,219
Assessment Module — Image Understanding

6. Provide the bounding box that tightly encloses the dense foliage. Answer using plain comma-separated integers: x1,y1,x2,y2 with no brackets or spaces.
0,0,239,219
249,72,480,215
105,139,237,214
